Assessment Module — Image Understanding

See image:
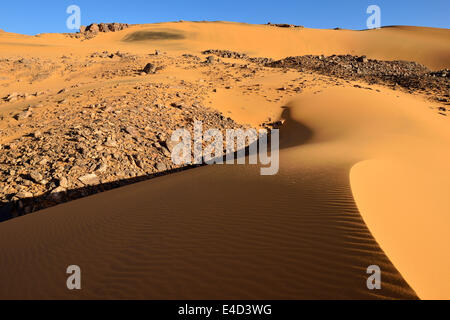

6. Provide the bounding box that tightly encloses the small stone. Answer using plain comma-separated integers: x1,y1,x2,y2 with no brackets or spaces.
29,171,43,183
357,55,368,63
50,187,67,202
15,109,32,121
104,137,117,147
59,177,69,188
16,191,33,199
143,63,156,74
96,163,108,173
124,126,139,137
156,162,167,172
78,173,100,186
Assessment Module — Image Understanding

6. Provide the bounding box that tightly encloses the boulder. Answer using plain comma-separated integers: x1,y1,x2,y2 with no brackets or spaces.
86,23,99,34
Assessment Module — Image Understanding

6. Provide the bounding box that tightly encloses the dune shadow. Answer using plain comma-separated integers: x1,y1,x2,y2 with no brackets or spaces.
0,103,314,223
0,164,204,223
279,105,314,149
122,30,185,42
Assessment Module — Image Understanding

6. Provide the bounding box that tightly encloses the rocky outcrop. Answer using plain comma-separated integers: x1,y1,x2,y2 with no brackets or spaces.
267,23,304,28
79,23,130,39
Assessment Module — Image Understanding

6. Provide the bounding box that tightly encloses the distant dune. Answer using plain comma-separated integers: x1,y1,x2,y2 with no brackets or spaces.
0,22,449,69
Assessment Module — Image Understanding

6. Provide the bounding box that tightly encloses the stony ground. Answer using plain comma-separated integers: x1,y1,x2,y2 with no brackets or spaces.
0,52,254,219
267,54,450,103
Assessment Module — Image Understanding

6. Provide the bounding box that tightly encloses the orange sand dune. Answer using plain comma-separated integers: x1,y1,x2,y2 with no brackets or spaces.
289,87,450,300
2,86,449,299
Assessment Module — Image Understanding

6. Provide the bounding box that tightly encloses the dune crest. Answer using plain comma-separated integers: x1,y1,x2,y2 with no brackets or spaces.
285,87,450,300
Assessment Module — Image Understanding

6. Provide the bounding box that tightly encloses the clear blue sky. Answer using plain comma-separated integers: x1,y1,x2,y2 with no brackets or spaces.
1,0,449,35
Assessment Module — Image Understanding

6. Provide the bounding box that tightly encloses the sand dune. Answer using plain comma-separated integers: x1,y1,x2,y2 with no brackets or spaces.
0,21,449,300
1,22,449,69
290,87,450,300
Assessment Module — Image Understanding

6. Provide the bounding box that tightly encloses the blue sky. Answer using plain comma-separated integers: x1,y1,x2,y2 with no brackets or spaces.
1,0,449,35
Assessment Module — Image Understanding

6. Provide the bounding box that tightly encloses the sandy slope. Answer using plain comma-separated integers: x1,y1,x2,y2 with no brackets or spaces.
0,21,449,299
291,87,450,300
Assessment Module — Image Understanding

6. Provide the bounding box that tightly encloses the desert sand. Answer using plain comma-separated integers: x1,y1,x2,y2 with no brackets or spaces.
0,22,449,300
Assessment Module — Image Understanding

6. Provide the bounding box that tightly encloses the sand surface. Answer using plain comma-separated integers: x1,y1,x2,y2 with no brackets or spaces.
0,22,449,299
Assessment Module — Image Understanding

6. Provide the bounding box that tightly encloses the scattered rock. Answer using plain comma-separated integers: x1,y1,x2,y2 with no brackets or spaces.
267,55,449,100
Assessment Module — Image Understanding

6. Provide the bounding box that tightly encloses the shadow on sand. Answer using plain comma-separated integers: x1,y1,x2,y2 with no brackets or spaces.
122,30,185,42
0,105,313,223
